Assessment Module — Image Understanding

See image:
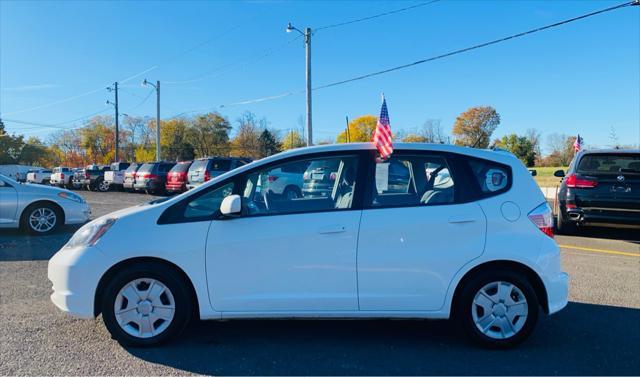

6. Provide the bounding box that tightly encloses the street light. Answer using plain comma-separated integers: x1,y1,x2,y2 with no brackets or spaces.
286,22,313,146
143,79,161,162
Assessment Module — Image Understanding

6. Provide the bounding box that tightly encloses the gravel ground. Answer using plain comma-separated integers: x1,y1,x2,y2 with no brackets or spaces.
1,191,639,375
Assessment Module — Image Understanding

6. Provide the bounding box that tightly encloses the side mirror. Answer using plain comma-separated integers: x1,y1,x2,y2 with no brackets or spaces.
220,195,241,217
553,170,565,178
529,169,537,177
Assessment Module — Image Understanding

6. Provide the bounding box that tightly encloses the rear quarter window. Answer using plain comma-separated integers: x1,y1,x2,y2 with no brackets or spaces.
467,158,512,197
209,159,231,171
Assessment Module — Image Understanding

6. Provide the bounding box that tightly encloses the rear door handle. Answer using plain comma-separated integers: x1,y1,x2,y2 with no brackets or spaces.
448,217,476,224
318,225,347,234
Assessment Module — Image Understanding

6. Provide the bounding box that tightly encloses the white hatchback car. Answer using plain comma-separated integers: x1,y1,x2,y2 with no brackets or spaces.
48,143,568,348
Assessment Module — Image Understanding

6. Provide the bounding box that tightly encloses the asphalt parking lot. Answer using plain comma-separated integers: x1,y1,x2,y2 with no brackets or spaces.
1,191,639,375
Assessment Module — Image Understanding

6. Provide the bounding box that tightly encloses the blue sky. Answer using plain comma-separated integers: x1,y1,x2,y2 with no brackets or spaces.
1,0,638,152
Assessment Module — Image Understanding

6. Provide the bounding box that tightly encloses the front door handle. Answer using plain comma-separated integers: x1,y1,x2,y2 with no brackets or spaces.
318,225,347,234
448,217,476,224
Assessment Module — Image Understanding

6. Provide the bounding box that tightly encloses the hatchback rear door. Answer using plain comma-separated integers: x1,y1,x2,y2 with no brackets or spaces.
357,152,487,311
574,153,640,216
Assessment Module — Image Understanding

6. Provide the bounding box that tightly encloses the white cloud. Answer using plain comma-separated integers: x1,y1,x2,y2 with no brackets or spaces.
2,84,61,92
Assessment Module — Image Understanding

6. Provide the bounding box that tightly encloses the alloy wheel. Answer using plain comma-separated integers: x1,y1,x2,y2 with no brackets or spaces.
28,207,57,233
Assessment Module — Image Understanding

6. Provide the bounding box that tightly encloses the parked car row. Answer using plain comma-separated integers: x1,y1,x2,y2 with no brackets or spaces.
25,157,253,195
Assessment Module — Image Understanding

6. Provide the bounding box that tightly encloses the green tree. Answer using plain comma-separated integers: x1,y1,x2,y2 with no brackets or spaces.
336,115,377,143
19,137,50,166
186,112,231,157
452,106,500,148
258,129,281,158
161,118,195,161
0,125,24,164
492,134,537,167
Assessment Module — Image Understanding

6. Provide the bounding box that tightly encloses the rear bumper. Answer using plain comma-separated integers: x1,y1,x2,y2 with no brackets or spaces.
134,181,163,190
562,206,640,228
123,181,135,189
166,182,187,192
546,272,569,314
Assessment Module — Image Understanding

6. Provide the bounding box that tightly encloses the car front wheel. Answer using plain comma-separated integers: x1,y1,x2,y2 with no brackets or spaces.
101,263,192,347
22,203,61,235
457,270,539,348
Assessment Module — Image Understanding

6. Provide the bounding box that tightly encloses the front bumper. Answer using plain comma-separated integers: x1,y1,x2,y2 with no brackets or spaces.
48,245,108,319
64,202,91,225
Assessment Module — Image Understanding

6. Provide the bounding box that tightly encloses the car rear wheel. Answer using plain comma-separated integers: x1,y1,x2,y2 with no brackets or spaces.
556,210,578,235
283,186,302,200
101,263,192,347
456,270,539,349
21,203,61,235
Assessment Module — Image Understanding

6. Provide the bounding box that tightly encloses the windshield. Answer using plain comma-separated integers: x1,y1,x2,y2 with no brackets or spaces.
0,173,19,185
125,164,139,173
189,159,208,172
577,154,640,174
137,163,155,173
170,162,192,173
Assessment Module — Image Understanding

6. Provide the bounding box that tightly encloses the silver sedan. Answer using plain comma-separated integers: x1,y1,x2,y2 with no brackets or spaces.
0,173,91,235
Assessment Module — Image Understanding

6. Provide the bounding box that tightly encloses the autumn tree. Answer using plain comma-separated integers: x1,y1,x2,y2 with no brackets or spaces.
231,112,263,159
79,116,116,164
452,106,500,148
281,130,306,150
336,115,377,143
402,134,428,143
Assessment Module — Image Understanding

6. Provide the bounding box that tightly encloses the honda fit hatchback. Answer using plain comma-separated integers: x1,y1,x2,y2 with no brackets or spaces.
48,143,568,348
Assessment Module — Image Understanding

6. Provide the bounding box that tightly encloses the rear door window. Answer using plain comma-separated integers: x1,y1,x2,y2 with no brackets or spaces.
370,155,455,207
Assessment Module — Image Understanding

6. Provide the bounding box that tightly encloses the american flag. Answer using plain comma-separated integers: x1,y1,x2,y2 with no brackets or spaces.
373,95,393,160
573,134,583,153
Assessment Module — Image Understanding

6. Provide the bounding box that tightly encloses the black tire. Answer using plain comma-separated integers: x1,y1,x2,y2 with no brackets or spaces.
556,210,578,235
101,262,193,347
283,186,302,200
456,270,539,349
97,179,110,192
20,202,62,235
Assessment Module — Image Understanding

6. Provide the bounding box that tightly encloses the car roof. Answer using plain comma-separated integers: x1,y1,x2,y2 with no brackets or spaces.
578,149,639,155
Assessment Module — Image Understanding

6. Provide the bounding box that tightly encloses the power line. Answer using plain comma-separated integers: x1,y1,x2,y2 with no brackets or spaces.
314,1,636,90
315,0,441,31
3,108,111,131
165,35,302,85
201,0,636,108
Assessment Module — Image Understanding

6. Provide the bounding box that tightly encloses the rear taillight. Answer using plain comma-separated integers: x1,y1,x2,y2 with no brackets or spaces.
84,172,90,179
528,203,554,238
204,170,211,181
60,173,64,179
268,175,279,182
565,174,597,188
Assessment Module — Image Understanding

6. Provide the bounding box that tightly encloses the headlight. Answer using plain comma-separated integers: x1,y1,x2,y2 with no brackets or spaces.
58,191,85,203
65,218,116,248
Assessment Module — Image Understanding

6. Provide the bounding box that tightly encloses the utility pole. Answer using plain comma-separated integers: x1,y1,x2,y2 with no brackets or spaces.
286,23,313,146
106,82,119,161
143,79,161,161
345,116,350,143
156,80,160,162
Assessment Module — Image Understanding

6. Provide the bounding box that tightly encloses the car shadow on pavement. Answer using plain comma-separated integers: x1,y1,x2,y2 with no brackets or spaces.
125,302,640,375
0,226,77,261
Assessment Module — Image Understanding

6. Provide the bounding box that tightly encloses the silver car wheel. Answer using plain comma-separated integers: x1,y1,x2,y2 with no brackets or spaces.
98,180,110,192
28,207,57,233
114,278,176,339
471,281,528,340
